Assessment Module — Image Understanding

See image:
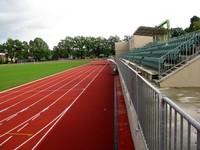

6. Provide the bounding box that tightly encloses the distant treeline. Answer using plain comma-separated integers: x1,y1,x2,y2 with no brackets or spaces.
0,36,121,64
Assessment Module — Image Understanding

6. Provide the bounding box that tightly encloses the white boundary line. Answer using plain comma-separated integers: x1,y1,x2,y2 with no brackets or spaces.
0,136,13,147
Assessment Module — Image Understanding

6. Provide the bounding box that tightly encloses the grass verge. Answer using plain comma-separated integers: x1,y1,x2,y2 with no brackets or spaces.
0,60,89,92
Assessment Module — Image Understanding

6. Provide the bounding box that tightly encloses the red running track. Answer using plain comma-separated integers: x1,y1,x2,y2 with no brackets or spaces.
0,60,114,149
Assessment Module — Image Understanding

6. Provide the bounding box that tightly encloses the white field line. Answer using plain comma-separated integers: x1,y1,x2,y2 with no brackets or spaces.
0,63,89,94
6,114,17,121
0,66,91,112
17,123,29,132
0,136,13,147
0,65,89,102
0,65,101,138
18,64,106,150
0,66,95,122
15,108,67,150
31,114,40,121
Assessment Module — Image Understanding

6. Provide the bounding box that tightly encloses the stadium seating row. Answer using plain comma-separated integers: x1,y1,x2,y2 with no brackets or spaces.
123,32,200,71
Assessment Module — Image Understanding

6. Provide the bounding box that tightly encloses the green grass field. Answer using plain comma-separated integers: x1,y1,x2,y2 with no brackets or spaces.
0,61,89,92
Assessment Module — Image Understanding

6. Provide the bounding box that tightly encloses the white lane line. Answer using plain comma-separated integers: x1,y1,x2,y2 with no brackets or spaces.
6,114,17,121
0,65,100,138
20,108,28,113
15,108,67,150
31,114,40,121
0,136,13,147
41,107,49,113
0,108,8,113
0,66,92,112
30,65,106,150
0,66,93,123
17,123,29,132
0,66,89,105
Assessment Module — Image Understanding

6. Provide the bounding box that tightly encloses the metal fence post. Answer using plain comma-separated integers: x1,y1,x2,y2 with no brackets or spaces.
160,98,165,150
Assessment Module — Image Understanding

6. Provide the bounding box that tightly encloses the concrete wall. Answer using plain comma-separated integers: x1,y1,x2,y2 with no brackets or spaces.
129,35,153,50
115,41,129,57
160,55,200,87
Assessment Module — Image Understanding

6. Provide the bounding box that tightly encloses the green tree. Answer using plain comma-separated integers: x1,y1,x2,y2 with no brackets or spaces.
21,41,30,59
4,38,16,63
193,20,200,31
53,35,121,60
107,35,121,55
29,37,50,61
185,15,200,33
0,44,3,52
122,35,131,42
73,36,87,59
170,28,186,37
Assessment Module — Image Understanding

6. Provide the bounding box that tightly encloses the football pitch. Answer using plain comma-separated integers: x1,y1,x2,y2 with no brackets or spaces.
0,61,89,92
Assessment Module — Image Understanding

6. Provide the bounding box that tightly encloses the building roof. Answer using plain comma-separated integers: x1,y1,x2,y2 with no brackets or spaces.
133,26,167,36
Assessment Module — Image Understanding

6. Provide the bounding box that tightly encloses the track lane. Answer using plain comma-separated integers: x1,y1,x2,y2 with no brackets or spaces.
36,61,114,150
0,65,95,126
0,62,107,149
0,64,92,108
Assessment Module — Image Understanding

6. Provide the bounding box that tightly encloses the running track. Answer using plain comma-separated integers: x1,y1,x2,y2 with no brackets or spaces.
0,60,115,149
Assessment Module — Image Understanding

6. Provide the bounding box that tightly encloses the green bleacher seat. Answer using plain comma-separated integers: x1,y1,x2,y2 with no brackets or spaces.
141,57,165,70
122,31,200,72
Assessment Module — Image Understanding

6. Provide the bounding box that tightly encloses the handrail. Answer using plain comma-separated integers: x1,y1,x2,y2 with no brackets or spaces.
159,32,200,79
116,57,200,150
162,97,200,130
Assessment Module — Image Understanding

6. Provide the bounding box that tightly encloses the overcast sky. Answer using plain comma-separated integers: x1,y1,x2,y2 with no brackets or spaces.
0,0,199,49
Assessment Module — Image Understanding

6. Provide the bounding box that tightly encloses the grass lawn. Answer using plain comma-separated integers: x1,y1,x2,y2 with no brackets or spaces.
0,60,89,92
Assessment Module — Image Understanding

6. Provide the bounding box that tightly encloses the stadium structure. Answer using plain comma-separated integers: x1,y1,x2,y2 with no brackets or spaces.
113,20,200,149
115,20,200,87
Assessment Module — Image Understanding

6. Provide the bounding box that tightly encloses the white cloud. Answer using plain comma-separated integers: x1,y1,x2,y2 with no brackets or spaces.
0,0,199,49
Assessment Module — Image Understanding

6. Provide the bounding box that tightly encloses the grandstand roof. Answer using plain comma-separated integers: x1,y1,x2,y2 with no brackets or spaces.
134,26,167,36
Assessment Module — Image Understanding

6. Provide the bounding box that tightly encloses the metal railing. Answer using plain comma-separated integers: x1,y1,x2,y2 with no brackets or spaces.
116,58,200,150
159,32,200,79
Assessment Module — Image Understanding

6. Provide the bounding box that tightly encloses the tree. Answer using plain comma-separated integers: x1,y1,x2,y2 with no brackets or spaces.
0,44,4,64
107,35,121,55
193,20,200,31
4,38,16,63
53,35,121,60
122,35,131,42
73,36,86,59
170,28,186,37
185,15,200,33
29,38,50,61
0,44,4,53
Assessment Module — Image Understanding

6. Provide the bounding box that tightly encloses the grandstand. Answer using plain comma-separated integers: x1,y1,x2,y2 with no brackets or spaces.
117,26,200,87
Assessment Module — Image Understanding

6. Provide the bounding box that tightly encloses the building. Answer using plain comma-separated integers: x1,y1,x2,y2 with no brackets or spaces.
0,53,6,63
